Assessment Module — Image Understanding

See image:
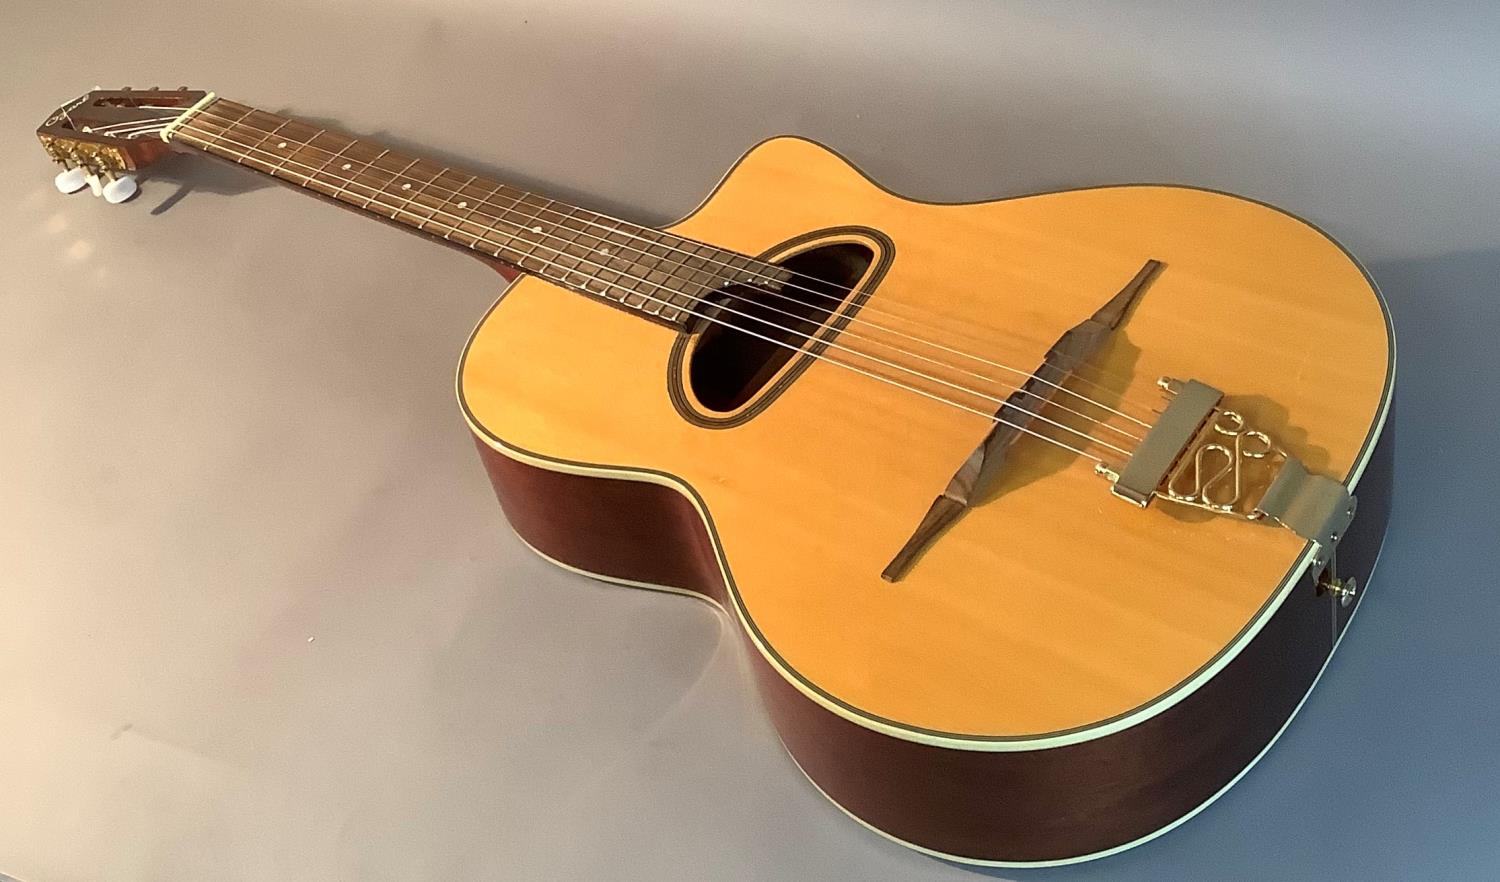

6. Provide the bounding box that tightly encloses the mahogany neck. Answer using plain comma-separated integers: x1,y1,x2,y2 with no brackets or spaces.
168,98,761,327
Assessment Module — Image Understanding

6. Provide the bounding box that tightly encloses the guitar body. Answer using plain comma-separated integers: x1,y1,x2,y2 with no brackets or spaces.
29,84,1395,866
459,138,1392,864
457,136,1393,864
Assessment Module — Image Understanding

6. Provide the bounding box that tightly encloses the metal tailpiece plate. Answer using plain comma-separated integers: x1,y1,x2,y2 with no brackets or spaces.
1110,379,1222,506
1256,456,1357,559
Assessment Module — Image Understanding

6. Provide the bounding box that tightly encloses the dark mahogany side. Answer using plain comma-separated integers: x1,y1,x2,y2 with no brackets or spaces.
470,423,1393,863
474,438,725,606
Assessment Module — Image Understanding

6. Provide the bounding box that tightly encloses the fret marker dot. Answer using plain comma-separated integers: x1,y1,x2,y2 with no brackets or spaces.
599,247,611,256
457,201,467,208
277,141,287,148
341,163,351,170
401,183,411,190
532,226,543,234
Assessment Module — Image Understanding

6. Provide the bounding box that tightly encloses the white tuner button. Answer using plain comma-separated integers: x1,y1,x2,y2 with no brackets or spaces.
54,167,88,193
102,174,138,204
86,173,104,197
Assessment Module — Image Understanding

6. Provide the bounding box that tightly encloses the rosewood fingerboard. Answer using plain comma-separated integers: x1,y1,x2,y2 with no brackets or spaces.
169,98,764,325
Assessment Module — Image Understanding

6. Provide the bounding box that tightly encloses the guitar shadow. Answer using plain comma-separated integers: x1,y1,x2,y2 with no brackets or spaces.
142,150,275,215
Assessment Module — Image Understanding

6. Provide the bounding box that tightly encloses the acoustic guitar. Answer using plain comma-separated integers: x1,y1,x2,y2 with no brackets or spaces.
37,88,1393,866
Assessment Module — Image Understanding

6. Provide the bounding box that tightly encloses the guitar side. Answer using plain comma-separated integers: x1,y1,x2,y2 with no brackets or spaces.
456,136,1394,864
465,409,1390,865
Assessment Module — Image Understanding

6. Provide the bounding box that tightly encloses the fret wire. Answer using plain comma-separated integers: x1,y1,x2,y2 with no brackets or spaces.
310,136,358,185
473,188,531,267
354,151,401,207
365,157,421,211
602,218,657,312
196,128,546,288
207,116,1143,452
726,251,759,285
607,220,653,309
505,194,559,274
202,106,256,152
273,127,324,178
419,172,474,233
554,206,596,291
644,227,705,313
183,109,818,310
570,215,650,309
697,242,734,312
462,174,622,284
445,180,505,242
513,202,623,303
604,218,653,309
607,226,652,305
243,117,293,157
637,229,679,310
393,163,449,224
639,242,667,315
523,197,562,275
536,210,646,309
489,192,547,271
657,241,691,321
669,232,702,315
210,134,286,182
685,239,722,290
175,117,1126,449
178,117,585,286
674,231,704,276
336,148,387,200
182,112,732,327
165,109,1217,450
664,233,701,308
578,211,622,298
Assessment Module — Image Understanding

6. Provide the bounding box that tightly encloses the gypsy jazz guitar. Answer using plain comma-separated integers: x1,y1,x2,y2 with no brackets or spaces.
37,88,1393,866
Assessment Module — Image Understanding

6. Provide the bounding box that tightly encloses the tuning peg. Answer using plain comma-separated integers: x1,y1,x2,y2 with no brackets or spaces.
86,172,103,196
54,165,88,194
102,174,138,204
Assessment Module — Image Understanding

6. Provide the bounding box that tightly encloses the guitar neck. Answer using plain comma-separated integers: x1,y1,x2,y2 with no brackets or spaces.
167,97,754,326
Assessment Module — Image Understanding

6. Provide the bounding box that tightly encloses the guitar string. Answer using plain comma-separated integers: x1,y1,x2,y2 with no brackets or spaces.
88,118,182,136
180,106,1157,427
177,105,1161,428
169,121,1138,463
167,119,1151,451
174,107,1157,430
170,121,1136,458
153,105,1141,442
76,107,200,138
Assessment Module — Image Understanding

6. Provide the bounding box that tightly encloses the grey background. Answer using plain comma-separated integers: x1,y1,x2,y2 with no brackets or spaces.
2,1,1498,879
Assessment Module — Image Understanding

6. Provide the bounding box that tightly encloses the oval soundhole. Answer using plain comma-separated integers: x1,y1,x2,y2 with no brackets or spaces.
684,239,878,416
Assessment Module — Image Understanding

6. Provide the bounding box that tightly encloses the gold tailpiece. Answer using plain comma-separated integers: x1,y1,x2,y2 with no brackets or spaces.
1097,377,1357,568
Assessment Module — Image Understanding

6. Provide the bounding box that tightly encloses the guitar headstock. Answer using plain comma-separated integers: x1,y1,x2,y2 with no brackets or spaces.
37,87,209,203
